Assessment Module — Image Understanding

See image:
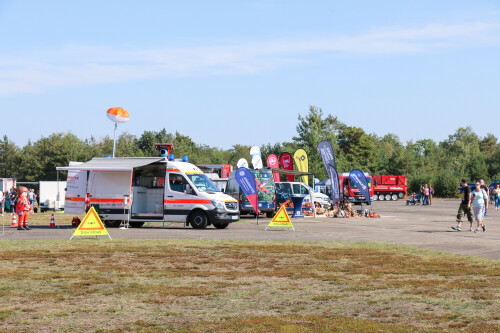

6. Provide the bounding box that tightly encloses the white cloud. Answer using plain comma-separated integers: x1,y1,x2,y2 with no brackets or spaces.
0,22,499,96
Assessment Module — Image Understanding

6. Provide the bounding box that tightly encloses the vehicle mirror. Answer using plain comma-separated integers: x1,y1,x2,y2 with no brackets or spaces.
184,184,192,194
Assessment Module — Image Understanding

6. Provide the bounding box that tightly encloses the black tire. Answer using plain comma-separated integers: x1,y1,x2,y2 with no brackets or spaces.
213,223,229,229
266,212,274,218
129,222,145,228
104,220,122,228
190,211,208,229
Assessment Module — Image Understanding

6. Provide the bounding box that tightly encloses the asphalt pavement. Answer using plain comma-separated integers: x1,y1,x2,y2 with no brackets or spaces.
1,199,498,260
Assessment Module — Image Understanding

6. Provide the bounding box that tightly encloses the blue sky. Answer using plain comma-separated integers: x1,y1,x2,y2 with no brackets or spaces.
1,0,499,150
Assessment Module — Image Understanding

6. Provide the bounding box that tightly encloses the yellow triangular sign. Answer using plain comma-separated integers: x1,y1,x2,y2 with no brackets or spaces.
266,205,294,230
71,206,112,240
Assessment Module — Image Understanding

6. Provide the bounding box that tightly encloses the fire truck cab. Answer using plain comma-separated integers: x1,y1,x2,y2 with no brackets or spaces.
338,173,374,204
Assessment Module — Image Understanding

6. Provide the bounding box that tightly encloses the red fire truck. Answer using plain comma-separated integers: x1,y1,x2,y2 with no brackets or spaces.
338,173,374,204
372,175,407,201
197,164,233,178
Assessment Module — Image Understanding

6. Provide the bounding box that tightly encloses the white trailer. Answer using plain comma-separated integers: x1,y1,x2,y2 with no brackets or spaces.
39,181,67,211
0,178,16,193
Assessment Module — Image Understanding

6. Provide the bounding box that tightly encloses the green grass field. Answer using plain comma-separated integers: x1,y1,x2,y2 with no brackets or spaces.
0,238,498,332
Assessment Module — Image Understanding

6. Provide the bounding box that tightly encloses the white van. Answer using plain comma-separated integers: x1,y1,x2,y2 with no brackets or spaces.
57,157,239,229
275,181,331,209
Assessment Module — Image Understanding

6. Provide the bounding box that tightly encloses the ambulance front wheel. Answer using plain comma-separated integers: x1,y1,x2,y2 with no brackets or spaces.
190,211,208,229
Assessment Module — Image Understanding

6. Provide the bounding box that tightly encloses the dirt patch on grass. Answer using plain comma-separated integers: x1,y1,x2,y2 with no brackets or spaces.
0,239,498,332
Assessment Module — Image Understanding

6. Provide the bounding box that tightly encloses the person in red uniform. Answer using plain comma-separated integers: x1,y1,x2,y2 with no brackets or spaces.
16,187,33,230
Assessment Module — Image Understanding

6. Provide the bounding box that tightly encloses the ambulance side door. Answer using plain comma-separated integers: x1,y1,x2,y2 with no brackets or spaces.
165,173,191,222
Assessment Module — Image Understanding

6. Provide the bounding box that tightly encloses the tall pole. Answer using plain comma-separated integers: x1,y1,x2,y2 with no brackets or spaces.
112,123,117,158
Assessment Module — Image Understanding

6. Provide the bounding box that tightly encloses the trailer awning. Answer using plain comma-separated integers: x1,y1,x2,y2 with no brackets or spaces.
269,168,314,176
56,157,166,171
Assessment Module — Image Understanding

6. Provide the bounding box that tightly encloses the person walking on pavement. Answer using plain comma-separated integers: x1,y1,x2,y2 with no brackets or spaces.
16,187,33,230
471,181,488,233
423,184,430,205
0,190,4,216
479,179,489,218
429,184,434,205
452,179,473,231
419,184,425,204
493,184,500,210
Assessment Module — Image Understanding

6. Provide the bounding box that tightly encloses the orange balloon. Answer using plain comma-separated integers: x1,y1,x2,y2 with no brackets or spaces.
107,107,130,123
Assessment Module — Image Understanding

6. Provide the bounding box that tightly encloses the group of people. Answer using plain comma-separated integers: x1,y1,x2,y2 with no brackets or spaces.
0,187,37,230
453,179,490,233
419,184,433,205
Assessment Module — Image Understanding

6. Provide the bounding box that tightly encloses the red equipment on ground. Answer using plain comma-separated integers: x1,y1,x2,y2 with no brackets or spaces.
71,216,81,227
49,213,55,227
372,175,407,201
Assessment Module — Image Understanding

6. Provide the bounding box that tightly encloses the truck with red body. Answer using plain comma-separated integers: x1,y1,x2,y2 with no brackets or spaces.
372,175,407,201
338,173,374,204
197,164,233,179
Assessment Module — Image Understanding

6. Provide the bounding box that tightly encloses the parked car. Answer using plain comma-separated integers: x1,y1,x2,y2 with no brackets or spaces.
275,181,331,209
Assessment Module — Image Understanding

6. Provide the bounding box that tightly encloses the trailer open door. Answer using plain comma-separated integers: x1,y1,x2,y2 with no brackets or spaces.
64,162,87,214
88,170,132,214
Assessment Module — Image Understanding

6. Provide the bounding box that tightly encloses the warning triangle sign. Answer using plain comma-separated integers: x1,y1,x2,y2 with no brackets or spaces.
266,205,294,230
71,206,111,240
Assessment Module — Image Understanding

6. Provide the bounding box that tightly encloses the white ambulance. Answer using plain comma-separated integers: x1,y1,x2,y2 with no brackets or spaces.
56,157,239,229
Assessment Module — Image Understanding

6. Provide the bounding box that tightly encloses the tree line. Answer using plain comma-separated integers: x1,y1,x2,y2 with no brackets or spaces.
1,106,498,197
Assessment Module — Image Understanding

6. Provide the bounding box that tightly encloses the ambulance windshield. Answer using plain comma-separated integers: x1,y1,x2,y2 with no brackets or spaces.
187,174,220,192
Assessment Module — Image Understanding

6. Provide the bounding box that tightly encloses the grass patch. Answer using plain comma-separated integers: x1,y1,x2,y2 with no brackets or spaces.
0,239,497,332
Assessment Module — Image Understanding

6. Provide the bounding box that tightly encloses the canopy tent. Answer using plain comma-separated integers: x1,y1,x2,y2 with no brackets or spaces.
56,157,165,172
316,179,331,186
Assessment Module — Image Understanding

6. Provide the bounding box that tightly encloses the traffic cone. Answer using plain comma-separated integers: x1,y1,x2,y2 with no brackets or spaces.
11,214,17,227
49,214,55,227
